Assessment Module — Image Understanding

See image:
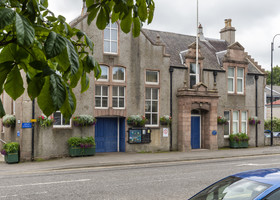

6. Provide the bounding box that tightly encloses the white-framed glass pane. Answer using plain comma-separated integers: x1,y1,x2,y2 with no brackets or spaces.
233,111,239,120
113,98,118,107
119,98,124,107
112,86,125,108
95,97,101,107
241,111,247,133
95,85,101,95
237,68,244,77
145,88,159,126
228,67,234,77
113,67,125,81
237,79,243,93
146,71,158,84
104,41,110,53
241,122,246,133
111,42,117,53
241,111,247,121
100,65,108,81
53,112,62,126
95,85,108,108
113,86,118,96
111,29,117,40
224,111,230,136
119,87,124,96
190,75,196,88
102,97,108,107
233,122,238,134
104,29,110,40
190,63,196,74
102,86,108,95
228,79,234,92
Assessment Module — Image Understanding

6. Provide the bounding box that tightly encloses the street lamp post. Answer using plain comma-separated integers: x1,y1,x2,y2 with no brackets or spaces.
271,34,280,146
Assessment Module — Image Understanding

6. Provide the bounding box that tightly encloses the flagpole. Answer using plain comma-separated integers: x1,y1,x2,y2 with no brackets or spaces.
196,0,199,79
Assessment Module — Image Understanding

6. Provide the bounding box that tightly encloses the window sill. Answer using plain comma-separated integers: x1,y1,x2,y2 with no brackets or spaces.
103,53,118,57
53,126,72,129
227,93,245,96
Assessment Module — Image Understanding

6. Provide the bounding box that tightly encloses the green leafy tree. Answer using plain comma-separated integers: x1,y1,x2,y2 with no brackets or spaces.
264,117,280,132
266,65,280,85
0,0,154,119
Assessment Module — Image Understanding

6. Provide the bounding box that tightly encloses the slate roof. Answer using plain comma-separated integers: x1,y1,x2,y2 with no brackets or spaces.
265,86,280,97
141,29,265,75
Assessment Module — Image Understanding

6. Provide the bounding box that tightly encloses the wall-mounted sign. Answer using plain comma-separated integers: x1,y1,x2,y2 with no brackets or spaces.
22,123,32,128
163,128,169,137
212,130,217,136
17,131,20,137
128,128,151,144
30,119,37,123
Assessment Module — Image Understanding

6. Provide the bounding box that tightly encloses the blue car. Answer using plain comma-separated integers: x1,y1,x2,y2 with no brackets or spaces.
189,168,280,200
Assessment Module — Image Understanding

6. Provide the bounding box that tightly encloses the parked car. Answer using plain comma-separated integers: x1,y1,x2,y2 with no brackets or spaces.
189,168,280,200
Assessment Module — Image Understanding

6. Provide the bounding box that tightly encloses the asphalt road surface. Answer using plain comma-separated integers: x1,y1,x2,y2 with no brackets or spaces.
1,154,280,199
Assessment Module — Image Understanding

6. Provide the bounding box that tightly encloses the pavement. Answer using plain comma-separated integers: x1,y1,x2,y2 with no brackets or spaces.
1,146,280,173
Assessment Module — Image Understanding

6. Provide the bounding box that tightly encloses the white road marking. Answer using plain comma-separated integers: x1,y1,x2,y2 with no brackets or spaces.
0,191,48,198
237,162,280,167
0,179,90,189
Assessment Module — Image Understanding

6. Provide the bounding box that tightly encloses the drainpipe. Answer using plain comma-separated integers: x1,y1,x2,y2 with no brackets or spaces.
255,75,259,147
169,66,188,151
31,99,35,161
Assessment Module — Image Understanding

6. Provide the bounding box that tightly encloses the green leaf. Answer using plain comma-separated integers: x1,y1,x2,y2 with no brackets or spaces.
132,17,141,37
70,60,83,88
81,72,89,93
111,11,120,24
0,98,5,118
0,8,15,29
4,65,25,100
40,0,48,8
65,39,79,75
0,61,14,94
49,74,66,110
37,77,55,117
138,0,147,21
15,13,35,46
27,76,45,99
87,4,100,25
44,31,66,59
96,7,108,30
0,43,16,63
147,1,154,24
60,86,76,122
120,9,132,33
86,55,101,79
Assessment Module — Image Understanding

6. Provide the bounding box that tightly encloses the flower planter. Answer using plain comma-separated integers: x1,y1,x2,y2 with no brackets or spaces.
4,152,19,164
229,141,248,148
69,146,95,157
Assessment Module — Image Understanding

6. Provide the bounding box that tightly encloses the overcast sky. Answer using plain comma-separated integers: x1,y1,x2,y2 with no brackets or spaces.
48,0,280,71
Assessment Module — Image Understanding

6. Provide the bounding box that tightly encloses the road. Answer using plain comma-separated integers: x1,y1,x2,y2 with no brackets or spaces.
1,154,280,199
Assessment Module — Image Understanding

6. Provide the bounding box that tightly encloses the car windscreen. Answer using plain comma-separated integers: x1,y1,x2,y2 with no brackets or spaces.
189,176,271,200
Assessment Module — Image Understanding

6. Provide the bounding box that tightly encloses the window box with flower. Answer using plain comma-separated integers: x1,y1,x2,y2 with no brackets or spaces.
67,136,96,157
249,116,261,125
127,115,147,127
217,116,228,125
229,133,249,148
1,142,19,164
160,115,172,126
2,114,16,128
72,115,96,127
38,114,54,128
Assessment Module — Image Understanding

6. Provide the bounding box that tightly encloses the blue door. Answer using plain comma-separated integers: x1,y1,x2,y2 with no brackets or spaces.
191,116,200,149
95,118,125,153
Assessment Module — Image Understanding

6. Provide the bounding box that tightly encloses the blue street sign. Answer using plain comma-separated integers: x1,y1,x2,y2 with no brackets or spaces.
17,131,20,137
212,130,217,136
22,122,32,128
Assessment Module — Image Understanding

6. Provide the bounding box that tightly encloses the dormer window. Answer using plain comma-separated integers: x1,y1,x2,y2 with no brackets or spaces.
104,20,118,54
190,63,200,88
227,67,244,94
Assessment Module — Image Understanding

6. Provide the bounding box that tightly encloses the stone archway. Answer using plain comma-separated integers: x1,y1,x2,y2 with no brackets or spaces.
177,83,219,151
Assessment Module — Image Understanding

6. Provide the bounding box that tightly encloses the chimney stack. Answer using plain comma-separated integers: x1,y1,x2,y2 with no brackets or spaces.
220,19,236,44
198,23,205,41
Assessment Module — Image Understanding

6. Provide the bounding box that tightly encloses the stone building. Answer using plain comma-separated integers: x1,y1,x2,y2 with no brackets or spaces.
0,16,266,160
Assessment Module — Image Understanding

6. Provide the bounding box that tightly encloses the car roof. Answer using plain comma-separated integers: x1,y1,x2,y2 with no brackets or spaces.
233,168,280,186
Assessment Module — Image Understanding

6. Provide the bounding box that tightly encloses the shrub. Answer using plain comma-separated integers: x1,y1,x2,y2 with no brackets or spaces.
160,115,172,125
217,116,228,125
264,117,280,132
127,114,147,127
67,136,95,148
72,115,96,127
229,133,249,143
38,114,54,128
1,142,19,155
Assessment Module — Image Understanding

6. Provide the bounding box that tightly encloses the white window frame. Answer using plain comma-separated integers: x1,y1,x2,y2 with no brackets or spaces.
237,68,244,94
104,21,118,54
95,85,109,109
228,67,235,93
224,111,230,138
232,111,239,134
145,88,159,126
190,63,200,88
241,111,247,134
112,86,125,109
53,111,71,128
99,65,109,82
146,70,159,85
112,66,125,82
